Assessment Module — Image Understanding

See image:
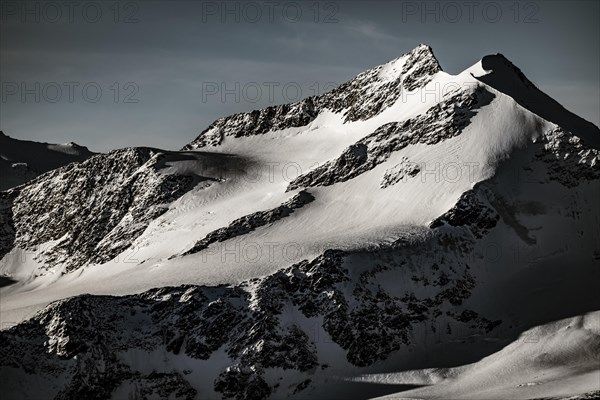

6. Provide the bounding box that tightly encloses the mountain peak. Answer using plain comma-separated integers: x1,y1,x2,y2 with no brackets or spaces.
381,44,442,82
479,53,535,88
64,141,87,150
473,53,600,148
407,43,441,66
184,44,443,149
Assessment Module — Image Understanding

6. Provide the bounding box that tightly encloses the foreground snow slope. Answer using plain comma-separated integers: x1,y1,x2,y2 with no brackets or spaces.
0,45,598,399
368,311,600,400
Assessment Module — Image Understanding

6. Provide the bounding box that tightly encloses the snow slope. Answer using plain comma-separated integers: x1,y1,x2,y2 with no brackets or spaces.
0,45,598,400
368,311,600,400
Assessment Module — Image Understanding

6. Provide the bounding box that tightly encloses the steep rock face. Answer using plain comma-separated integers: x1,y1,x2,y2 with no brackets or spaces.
183,44,441,149
0,191,17,260
534,127,600,187
429,188,500,239
315,43,441,122
0,148,202,272
0,146,596,400
183,97,320,148
287,86,495,190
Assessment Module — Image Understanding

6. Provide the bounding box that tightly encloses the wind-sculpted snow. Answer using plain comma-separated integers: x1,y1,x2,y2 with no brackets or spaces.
183,44,441,149
0,148,203,272
181,190,315,256
2,131,598,400
287,86,495,190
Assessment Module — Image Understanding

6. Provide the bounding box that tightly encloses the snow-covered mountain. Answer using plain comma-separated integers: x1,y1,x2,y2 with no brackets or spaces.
1,45,599,400
0,131,95,191
0,131,95,190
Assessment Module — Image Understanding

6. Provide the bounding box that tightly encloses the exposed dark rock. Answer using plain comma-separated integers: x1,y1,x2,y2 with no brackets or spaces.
534,127,600,187
380,157,421,188
429,188,500,239
1,238,502,399
183,45,442,149
182,190,315,256
0,148,204,273
215,366,272,400
287,86,495,190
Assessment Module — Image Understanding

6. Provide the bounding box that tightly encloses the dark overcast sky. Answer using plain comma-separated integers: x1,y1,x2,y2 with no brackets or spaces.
1,0,598,152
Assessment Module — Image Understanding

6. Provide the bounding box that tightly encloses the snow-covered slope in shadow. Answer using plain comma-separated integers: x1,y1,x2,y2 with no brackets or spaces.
473,54,600,149
371,312,600,400
0,131,95,190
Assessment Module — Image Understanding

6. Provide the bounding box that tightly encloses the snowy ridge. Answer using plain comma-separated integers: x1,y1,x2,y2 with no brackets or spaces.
371,311,600,400
2,145,598,398
474,54,600,149
183,44,441,149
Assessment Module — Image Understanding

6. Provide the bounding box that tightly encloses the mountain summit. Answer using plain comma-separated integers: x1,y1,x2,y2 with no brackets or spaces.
1,45,599,400
183,44,442,149
473,53,600,148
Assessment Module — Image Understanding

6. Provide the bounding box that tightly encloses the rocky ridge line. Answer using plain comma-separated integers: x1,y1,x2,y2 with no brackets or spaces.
183,44,441,149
